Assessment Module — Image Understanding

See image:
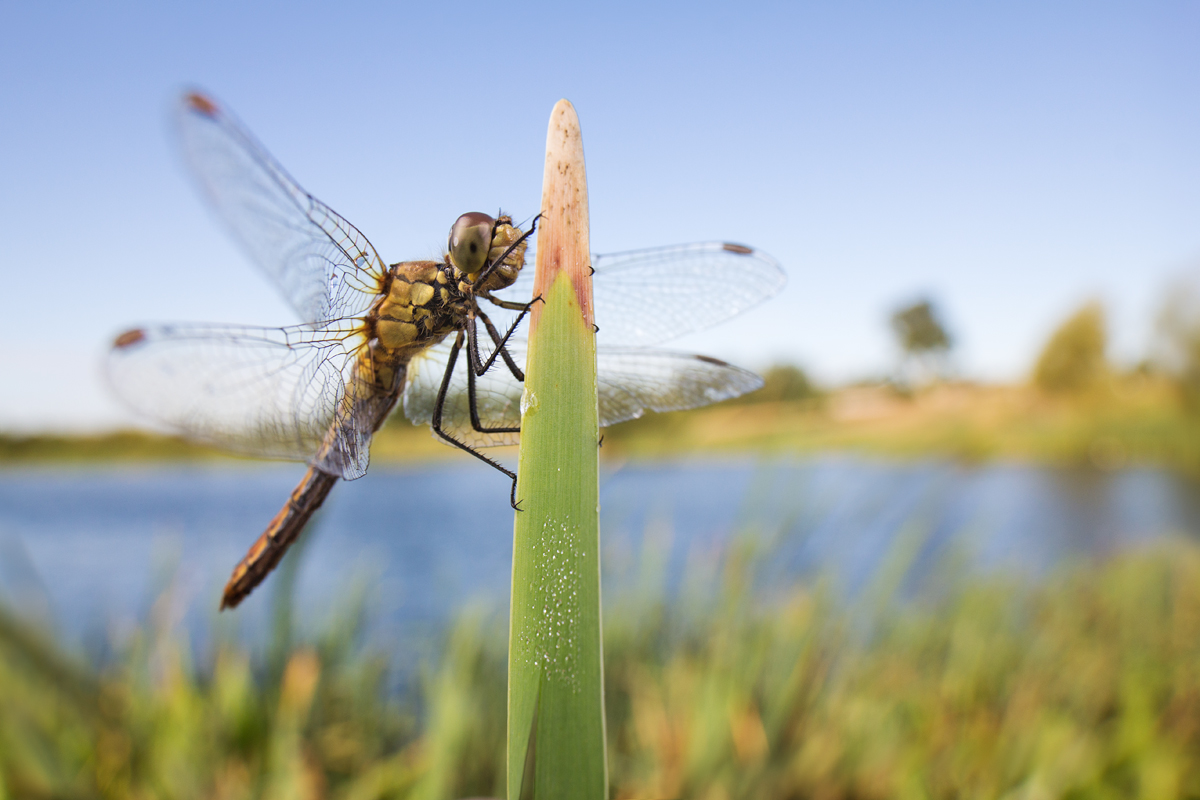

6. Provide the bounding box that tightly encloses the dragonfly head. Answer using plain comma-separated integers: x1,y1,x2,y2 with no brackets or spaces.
447,212,528,292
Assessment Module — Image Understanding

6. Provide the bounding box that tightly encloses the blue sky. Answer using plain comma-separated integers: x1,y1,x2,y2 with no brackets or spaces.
2,1,1198,430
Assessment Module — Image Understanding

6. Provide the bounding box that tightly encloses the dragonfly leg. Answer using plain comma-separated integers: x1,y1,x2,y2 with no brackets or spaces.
469,304,533,380
433,330,521,509
465,314,485,374
480,292,544,312
464,316,511,381
476,308,526,381
465,340,522,436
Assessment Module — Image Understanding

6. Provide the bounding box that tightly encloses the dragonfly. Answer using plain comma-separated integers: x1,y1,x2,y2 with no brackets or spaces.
107,92,786,610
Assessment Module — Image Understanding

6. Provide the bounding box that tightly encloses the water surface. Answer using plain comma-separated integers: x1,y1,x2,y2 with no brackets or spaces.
1,456,1196,656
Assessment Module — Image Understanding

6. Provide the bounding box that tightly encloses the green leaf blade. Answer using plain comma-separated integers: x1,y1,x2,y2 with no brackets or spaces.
507,99,607,800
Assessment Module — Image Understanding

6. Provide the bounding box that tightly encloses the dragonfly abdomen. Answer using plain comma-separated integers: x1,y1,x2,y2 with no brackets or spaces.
220,466,339,609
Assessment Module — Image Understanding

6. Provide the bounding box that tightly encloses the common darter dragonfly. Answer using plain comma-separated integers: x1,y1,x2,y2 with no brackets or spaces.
108,92,785,609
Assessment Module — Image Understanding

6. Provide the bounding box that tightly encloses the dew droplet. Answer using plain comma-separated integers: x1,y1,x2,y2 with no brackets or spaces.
520,388,539,416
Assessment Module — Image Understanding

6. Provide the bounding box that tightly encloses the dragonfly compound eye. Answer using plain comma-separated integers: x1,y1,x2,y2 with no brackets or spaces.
448,212,496,276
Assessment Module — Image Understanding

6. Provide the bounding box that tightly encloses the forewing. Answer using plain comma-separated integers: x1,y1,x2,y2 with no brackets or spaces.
493,242,785,346
107,321,379,478
401,340,762,448
177,92,387,323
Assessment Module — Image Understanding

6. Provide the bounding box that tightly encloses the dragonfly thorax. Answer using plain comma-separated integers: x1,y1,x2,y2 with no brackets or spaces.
372,261,461,353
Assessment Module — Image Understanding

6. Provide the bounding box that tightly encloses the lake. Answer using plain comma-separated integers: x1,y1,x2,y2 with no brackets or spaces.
1,456,1197,660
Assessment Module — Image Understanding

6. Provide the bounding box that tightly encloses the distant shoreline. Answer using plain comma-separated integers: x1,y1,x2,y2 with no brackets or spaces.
5,381,1199,476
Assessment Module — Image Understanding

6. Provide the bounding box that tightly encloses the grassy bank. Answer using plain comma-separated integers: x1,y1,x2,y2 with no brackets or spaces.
8,378,1200,476
0,423,453,467
602,377,1200,476
4,538,1200,798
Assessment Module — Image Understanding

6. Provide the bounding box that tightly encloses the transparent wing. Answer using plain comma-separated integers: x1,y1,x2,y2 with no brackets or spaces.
106,320,387,479
492,242,785,347
177,91,387,323
401,339,763,449
597,349,763,422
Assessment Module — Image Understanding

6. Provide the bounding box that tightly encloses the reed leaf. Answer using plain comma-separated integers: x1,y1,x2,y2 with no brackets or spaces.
507,99,607,800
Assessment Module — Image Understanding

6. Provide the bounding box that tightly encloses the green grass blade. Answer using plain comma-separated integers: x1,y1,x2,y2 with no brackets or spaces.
507,99,607,800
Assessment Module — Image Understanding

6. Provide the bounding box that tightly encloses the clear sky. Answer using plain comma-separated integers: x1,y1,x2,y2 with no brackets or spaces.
2,1,1198,431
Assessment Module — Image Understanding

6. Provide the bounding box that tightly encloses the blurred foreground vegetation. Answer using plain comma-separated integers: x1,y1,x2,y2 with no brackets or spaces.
4,537,1200,798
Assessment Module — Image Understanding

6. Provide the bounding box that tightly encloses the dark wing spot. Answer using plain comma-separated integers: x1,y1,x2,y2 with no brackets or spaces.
113,329,147,348
722,243,753,255
185,92,218,117
695,354,732,366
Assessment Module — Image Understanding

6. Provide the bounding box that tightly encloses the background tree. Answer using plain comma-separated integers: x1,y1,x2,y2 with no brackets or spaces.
1155,278,1200,413
1033,301,1107,394
753,364,821,404
890,298,953,386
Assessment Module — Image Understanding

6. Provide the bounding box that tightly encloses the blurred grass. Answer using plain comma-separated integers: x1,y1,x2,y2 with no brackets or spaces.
5,534,1200,798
